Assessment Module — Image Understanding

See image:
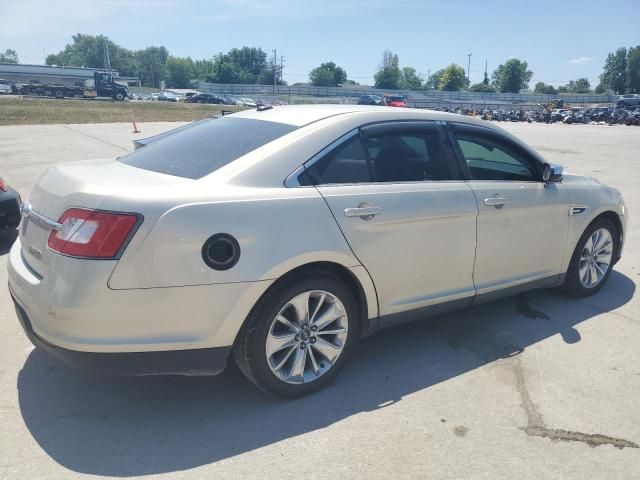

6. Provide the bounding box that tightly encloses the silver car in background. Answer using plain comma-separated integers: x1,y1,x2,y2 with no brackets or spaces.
8,105,626,396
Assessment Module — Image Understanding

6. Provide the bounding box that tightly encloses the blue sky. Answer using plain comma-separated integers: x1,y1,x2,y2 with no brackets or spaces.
1,0,638,87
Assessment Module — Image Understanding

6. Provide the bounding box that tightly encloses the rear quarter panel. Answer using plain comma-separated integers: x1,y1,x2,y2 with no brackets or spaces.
108,186,362,289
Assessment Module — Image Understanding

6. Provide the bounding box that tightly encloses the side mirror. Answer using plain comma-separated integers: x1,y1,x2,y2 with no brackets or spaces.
542,163,563,183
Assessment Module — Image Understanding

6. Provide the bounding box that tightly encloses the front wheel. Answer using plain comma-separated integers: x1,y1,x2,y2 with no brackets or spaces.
563,219,618,297
114,92,126,101
233,271,358,397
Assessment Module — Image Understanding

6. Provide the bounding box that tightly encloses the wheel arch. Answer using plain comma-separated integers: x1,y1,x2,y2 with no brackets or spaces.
232,260,378,349
590,210,624,263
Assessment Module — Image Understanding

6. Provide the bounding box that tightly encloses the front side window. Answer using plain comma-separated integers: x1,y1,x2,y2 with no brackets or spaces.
365,131,449,182
454,134,537,181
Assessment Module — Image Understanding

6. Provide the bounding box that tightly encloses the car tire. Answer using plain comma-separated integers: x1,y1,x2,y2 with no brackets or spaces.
233,270,359,397
54,90,64,99
562,218,618,297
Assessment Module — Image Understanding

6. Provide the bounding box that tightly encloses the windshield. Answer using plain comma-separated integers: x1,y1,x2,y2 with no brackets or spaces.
119,117,297,179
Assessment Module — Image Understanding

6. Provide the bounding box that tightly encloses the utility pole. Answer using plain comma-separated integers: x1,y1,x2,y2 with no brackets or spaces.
280,56,284,85
466,53,472,84
104,42,111,70
272,49,277,95
484,59,488,83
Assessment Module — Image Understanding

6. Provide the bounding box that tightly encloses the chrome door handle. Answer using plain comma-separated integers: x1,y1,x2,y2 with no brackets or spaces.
344,205,383,220
484,196,509,208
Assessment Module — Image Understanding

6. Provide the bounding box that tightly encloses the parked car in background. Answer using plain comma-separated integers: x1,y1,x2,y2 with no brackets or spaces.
0,177,21,231
223,96,240,105
617,96,640,109
238,97,257,107
384,94,408,107
185,93,224,104
358,94,383,105
157,92,182,102
0,79,13,94
8,105,626,397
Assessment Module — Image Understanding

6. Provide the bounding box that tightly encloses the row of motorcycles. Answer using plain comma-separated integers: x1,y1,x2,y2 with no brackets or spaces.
477,107,640,126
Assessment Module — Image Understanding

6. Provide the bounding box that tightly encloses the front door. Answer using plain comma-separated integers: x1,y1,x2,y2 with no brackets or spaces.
448,123,569,295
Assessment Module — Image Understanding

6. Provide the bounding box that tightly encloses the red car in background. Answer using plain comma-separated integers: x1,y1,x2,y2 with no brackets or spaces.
384,94,408,107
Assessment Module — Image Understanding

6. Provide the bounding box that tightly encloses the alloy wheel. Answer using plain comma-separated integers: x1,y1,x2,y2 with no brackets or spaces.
266,290,348,384
579,228,613,288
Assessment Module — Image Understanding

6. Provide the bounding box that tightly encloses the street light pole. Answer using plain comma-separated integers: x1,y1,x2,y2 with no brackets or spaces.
467,53,472,84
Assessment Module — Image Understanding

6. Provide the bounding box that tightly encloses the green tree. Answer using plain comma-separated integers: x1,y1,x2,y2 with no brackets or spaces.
560,78,591,93
374,50,402,89
192,58,216,80
626,46,640,94
309,67,334,86
424,69,444,90
599,47,627,94
594,82,607,94
205,47,280,85
401,67,423,90
46,34,138,77
227,47,268,83
165,56,194,88
309,62,347,86
534,82,557,94
491,58,533,93
0,48,19,64
438,64,468,91
469,82,496,92
135,46,169,87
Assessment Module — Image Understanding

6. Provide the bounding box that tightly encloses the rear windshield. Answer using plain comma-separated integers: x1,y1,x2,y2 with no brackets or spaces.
119,117,297,179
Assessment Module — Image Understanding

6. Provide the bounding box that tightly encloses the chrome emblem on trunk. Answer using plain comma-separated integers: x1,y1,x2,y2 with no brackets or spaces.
27,245,42,259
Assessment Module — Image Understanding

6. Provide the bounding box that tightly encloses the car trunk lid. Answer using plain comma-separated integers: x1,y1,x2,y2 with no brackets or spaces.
19,159,183,277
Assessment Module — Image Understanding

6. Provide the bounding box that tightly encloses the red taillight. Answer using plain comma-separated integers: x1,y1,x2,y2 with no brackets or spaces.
48,208,140,259
0,177,7,192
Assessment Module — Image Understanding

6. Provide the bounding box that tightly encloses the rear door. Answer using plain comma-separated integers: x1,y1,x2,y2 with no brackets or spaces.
447,122,569,296
301,121,478,318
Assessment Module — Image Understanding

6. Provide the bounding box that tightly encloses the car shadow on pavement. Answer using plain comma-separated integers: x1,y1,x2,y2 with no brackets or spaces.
16,271,635,477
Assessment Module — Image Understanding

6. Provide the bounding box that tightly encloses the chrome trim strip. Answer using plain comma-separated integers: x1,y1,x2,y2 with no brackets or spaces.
21,200,62,231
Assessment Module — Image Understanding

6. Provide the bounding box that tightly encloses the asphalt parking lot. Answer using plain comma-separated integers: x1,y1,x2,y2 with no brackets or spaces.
0,121,639,479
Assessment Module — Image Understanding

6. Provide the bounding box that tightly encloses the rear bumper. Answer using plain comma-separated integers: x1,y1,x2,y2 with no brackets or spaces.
10,289,231,376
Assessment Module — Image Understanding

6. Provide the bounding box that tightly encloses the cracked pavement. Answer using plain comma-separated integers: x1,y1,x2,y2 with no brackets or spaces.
0,121,639,479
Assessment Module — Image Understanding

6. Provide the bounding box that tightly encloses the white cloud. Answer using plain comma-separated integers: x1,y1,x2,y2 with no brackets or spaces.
569,57,593,64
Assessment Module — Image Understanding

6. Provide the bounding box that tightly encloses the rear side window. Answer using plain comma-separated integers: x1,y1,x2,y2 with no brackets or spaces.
304,135,372,185
365,132,449,182
119,117,297,179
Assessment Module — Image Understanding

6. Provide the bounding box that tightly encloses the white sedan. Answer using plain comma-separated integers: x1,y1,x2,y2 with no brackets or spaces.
8,105,626,396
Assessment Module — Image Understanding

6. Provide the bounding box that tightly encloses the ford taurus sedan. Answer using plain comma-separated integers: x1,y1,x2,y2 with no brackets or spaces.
8,105,626,397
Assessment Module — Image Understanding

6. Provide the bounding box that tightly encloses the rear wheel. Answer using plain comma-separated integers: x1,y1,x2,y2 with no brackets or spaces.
54,90,64,99
563,218,618,297
233,271,358,397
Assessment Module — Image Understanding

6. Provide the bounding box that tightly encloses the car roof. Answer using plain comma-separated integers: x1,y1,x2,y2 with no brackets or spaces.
231,104,487,128
229,105,545,163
